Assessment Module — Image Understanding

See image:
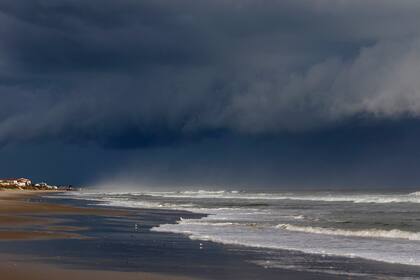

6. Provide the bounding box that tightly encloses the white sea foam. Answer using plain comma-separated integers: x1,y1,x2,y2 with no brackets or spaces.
96,199,197,211
141,190,420,204
275,224,420,241
68,190,420,204
152,223,420,266
250,261,378,278
177,221,243,227
64,192,197,210
182,190,228,194
291,215,305,220
409,191,420,196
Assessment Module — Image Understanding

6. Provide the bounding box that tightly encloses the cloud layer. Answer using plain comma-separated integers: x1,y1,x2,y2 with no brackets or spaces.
1,0,420,147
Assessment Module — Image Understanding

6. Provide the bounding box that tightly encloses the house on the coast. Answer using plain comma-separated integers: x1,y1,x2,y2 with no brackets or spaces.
0,178,32,187
35,182,58,190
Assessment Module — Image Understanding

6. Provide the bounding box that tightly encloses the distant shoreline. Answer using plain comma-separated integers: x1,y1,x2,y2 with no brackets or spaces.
0,186,77,192
0,178,79,192
0,188,61,191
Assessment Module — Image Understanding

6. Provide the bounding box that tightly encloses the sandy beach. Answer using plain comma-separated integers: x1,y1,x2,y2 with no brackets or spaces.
0,260,195,280
0,191,195,280
0,191,108,240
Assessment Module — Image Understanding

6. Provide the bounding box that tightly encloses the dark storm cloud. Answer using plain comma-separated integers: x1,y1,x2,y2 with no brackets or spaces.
90,118,420,189
1,0,420,148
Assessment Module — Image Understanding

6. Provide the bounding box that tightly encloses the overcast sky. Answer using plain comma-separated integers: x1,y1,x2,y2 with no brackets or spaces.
1,1,420,189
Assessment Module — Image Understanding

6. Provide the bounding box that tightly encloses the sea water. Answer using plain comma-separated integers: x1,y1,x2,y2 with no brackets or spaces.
67,189,420,275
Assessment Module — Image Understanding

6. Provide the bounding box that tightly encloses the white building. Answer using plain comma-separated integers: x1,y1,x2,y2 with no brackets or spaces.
0,178,32,187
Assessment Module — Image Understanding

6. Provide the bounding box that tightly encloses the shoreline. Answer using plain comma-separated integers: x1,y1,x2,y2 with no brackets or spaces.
0,190,123,240
0,191,195,280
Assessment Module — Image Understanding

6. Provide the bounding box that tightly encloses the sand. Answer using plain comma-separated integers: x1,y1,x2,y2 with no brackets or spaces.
0,191,196,280
0,190,114,240
0,260,195,280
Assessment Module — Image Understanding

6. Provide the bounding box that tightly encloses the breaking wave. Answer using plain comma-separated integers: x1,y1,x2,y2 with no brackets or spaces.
143,190,420,204
275,224,420,241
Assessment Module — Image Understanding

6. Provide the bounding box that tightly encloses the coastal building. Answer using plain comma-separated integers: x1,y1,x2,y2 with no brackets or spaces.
36,182,58,190
0,178,32,187
16,178,32,187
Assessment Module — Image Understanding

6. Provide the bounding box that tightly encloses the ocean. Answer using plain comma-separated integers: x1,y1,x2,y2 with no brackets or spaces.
65,189,420,277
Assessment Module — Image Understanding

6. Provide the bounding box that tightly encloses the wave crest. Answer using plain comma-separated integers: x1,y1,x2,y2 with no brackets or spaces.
275,224,420,241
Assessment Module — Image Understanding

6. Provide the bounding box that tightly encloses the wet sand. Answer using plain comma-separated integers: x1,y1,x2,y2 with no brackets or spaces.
0,191,195,280
0,190,108,240
0,260,194,280
0,257,194,280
